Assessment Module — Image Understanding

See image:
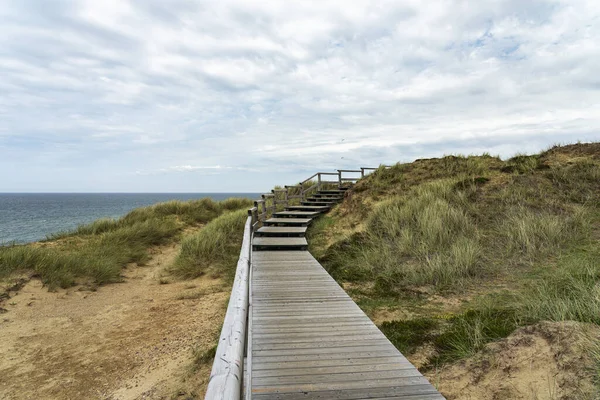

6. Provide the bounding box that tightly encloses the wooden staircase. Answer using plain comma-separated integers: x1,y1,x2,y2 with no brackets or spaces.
205,167,444,400
252,188,348,251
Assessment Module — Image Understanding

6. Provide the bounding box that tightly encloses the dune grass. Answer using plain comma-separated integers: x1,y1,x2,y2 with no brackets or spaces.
47,198,252,239
308,143,600,373
0,198,252,289
171,209,248,280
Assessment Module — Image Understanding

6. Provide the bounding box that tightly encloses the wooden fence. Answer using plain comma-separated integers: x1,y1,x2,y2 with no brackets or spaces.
204,166,384,399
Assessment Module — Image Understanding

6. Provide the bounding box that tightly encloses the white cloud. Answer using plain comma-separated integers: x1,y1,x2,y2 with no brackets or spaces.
0,0,599,191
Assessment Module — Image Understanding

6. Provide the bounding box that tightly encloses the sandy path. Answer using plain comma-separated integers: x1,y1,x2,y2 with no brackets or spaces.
0,243,227,400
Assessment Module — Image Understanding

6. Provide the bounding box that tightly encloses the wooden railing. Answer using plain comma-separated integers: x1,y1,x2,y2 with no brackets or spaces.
204,215,252,400
204,166,386,399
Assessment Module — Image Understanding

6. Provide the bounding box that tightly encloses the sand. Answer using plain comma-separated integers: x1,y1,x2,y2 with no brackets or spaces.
0,243,227,400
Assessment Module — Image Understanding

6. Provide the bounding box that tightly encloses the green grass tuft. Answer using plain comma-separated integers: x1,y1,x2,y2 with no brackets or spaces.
379,318,439,355
171,209,248,280
433,307,519,363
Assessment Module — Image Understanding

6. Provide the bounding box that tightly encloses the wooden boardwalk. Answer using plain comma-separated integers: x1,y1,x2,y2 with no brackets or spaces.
248,189,444,399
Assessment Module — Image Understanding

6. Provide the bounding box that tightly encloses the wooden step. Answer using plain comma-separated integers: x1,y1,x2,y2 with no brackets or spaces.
255,226,307,237
312,194,344,199
285,205,329,212
264,218,312,226
318,190,347,195
253,237,308,251
273,211,321,218
301,201,334,206
306,197,340,201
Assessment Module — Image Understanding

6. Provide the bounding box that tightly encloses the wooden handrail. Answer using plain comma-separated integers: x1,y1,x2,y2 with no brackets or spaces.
204,216,252,399
300,173,319,185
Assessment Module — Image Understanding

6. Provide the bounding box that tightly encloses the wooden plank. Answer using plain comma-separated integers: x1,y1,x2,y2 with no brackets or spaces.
253,344,393,357
252,361,414,378
252,308,364,315
263,218,312,226
255,227,307,236
285,205,330,211
272,211,321,217
252,325,376,334
253,368,423,387
252,350,405,364
252,379,444,400
251,334,387,346
253,237,308,247
252,338,392,351
251,356,409,371
252,376,431,393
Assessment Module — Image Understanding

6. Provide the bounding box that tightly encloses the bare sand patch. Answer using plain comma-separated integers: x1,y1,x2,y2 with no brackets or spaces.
0,242,226,400
429,321,600,400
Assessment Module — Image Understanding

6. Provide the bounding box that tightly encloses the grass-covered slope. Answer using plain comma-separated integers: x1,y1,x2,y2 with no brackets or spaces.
171,208,249,280
308,143,600,390
0,198,252,289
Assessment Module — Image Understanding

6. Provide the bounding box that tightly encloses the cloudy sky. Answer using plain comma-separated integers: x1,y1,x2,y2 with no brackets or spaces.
1,0,599,192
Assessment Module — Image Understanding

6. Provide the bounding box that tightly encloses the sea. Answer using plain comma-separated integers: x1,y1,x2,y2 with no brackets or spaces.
0,193,260,244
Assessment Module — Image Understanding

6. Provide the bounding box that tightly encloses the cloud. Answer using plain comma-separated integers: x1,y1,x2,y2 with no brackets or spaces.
0,0,599,191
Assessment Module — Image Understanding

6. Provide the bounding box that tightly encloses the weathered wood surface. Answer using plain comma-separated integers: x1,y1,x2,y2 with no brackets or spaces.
273,211,322,218
249,251,444,399
264,218,313,226
255,227,307,236
204,216,252,400
301,201,335,206
253,237,308,249
285,205,330,211
311,194,344,199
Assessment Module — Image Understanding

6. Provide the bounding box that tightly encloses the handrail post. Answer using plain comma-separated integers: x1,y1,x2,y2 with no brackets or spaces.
284,188,289,208
317,173,322,192
261,194,270,217
338,170,342,188
271,190,276,213
361,168,365,178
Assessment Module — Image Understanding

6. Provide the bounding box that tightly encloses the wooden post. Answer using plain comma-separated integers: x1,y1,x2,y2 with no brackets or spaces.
361,168,365,178
261,195,270,217
284,188,289,208
317,173,322,192
273,192,278,212
252,207,259,228
338,170,342,188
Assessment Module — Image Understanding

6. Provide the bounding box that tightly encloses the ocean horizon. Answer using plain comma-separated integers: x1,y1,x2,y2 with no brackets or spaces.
0,192,261,244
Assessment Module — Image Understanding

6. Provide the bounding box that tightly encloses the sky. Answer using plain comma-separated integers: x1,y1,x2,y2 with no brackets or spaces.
0,0,599,192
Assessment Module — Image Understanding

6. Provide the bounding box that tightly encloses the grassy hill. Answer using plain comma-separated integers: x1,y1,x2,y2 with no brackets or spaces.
0,197,252,290
308,142,600,397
